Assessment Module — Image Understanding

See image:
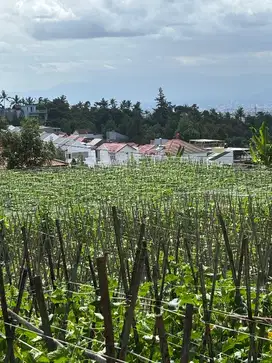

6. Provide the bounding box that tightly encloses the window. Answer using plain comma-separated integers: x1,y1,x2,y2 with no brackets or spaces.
95,150,100,161
109,152,116,162
68,154,71,159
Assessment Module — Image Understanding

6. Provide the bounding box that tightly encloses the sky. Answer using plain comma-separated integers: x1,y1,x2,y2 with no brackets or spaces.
1,0,272,109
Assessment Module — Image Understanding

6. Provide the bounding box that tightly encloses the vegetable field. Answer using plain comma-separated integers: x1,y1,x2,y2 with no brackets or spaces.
1,160,272,362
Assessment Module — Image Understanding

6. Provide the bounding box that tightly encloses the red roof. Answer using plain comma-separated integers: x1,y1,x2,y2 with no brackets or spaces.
97,143,129,153
67,135,79,139
164,139,205,155
138,144,157,155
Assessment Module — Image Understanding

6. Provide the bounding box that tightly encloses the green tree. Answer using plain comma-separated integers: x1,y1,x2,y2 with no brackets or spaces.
0,119,56,169
10,95,22,107
153,87,171,127
23,97,35,105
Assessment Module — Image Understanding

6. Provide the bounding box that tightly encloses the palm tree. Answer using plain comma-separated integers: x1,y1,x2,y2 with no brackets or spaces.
0,90,9,109
10,95,22,107
24,97,35,105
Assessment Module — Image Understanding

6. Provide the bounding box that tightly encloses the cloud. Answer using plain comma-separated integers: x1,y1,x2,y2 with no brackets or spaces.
0,0,272,107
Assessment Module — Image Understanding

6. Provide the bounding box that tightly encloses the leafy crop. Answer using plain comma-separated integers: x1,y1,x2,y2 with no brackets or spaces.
0,160,272,362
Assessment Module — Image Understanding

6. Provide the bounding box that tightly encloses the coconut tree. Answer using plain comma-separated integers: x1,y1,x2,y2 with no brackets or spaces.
0,90,9,109
10,95,22,107
23,97,35,105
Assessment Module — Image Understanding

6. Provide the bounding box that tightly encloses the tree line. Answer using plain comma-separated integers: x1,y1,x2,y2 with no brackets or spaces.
2,88,272,146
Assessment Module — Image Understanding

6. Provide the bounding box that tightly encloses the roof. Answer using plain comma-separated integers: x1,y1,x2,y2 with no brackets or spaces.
88,138,103,147
208,151,230,161
164,139,205,155
97,142,132,153
45,159,68,167
138,144,157,155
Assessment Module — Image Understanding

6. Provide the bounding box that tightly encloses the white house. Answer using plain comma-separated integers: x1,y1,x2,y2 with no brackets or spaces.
96,143,139,165
20,105,48,122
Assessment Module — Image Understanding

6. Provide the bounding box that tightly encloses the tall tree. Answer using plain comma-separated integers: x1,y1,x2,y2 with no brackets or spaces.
153,87,171,127
23,97,35,105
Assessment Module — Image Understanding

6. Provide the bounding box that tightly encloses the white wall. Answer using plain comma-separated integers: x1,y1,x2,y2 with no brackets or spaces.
115,145,140,164
85,150,97,167
182,152,208,162
98,145,140,166
208,151,234,165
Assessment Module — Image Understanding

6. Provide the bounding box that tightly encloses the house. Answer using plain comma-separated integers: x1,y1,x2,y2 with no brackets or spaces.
96,143,139,165
40,132,59,143
106,131,128,142
52,136,96,166
20,104,48,122
164,139,207,161
208,147,251,165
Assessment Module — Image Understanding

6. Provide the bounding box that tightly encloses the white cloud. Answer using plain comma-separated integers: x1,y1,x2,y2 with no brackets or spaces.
0,0,271,106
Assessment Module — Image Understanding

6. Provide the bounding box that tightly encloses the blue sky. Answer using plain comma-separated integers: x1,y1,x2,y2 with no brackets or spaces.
1,0,272,109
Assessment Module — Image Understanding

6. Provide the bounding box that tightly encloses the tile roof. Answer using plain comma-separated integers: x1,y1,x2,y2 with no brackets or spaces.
164,139,205,155
138,144,157,155
97,143,129,153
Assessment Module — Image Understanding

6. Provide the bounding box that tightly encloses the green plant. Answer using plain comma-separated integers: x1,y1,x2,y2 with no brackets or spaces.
250,121,272,166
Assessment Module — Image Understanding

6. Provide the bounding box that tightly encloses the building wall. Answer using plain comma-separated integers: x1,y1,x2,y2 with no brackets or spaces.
84,151,97,167
98,145,140,165
182,152,208,162
65,144,92,162
208,152,234,165
115,145,140,164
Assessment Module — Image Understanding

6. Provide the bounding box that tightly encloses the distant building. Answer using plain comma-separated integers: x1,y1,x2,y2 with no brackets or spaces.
208,147,251,165
20,105,48,122
0,104,48,123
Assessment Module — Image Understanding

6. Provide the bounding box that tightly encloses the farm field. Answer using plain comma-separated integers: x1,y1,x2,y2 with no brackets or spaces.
0,159,272,362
